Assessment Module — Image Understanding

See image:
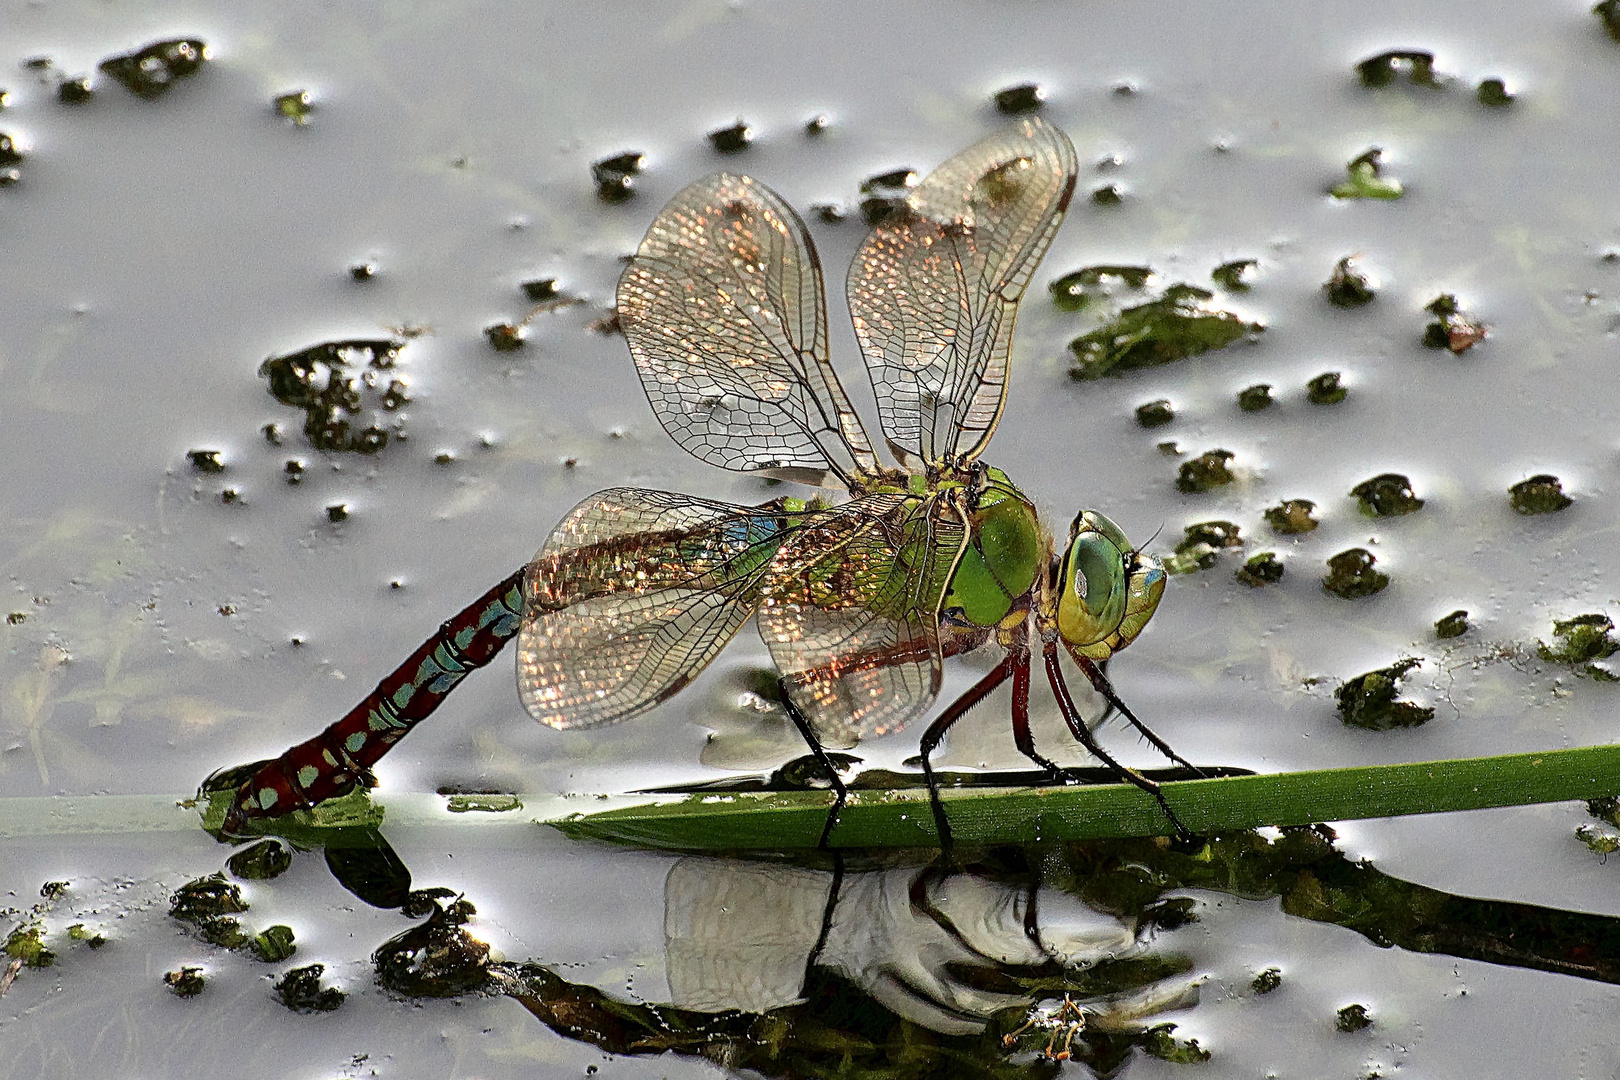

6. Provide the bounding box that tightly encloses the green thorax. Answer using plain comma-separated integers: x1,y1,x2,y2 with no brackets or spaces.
939,467,1042,628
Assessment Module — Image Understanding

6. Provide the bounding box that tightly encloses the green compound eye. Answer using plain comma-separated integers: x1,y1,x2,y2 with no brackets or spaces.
1058,512,1165,659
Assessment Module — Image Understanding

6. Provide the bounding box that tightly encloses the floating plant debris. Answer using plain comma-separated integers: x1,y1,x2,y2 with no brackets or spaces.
1211,258,1257,291
1236,383,1273,412
1135,398,1174,427
1330,147,1402,200
1176,448,1236,493
1236,551,1284,587
812,202,847,224
1324,255,1375,307
443,792,524,813
1166,520,1243,574
1337,659,1433,730
373,898,492,998
349,261,376,281
58,77,94,105
1509,474,1573,514
275,90,313,124
1336,1003,1374,1032
1069,283,1263,379
803,113,830,135
98,38,207,100
276,963,345,1012
259,338,404,454
4,923,52,968
165,967,206,997
1252,968,1283,994
1350,473,1423,517
1264,498,1318,534
1091,183,1124,206
1049,264,1154,311
0,132,22,185
1598,0,1620,42
1322,548,1388,599
591,150,645,203
169,872,249,949
1306,371,1347,404
858,166,917,226
1537,614,1618,680
326,503,349,523
521,277,559,302
484,322,525,352
1422,293,1487,353
250,924,297,963
283,460,304,483
1356,50,1440,88
1435,609,1471,639
187,449,225,473
1477,78,1515,107
994,82,1045,114
707,120,752,154
227,838,292,880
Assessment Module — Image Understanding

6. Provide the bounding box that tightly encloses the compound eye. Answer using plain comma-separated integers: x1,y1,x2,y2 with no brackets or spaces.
1058,528,1128,648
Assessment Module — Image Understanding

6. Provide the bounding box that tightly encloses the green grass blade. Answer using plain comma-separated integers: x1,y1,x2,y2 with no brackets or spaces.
550,743,1620,850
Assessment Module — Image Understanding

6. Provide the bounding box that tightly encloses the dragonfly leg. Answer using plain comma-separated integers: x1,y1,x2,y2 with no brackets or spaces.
778,678,852,850
1071,651,1202,776
1007,647,1066,778
917,654,1018,854
1043,643,1197,842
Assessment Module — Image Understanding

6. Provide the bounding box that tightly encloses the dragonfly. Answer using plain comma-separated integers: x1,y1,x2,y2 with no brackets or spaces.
207,116,1192,847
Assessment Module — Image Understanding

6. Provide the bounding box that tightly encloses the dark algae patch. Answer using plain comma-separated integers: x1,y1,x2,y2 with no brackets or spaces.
1337,659,1433,730
165,966,206,997
259,338,405,453
187,449,225,473
1166,520,1242,574
1091,183,1124,206
1509,474,1572,514
1049,263,1153,312
484,322,525,352
274,90,313,124
227,838,292,880
57,77,94,105
1237,384,1273,412
98,39,208,100
858,166,917,226
1351,473,1423,517
1069,283,1263,380
1538,614,1618,680
1435,610,1470,639
1422,293,1487,353
1135,398,1174,428
994,82,1045,115
1306,371,1347,404
1211,258,1257,291
0,132,22,186
1336,1003,1374,1032
1324,256,1375,308
250,924,297,963
374,897,493,997
520,277,560,302
169,872,250,949
1598,0,1620,42
276,963,345,1012
1264,498,1318,535
1176,449,1235,494
1331,147,1403,200
1477,78,1515,107
1323,548,1388,599
1252,967,1282,994
1236,552,1284,587
707,120,752,154
1356,50,1440,88
591,150,644,203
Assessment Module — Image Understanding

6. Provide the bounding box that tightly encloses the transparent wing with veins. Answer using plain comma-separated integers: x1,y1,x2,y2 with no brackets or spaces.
758,493,967,747
617,173,880,488
849,116,1078,467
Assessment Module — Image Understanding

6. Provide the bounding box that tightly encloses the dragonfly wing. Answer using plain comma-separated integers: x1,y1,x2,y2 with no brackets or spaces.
849,117,1078,465
757,494,964,748
517,489,786,729
618,173,881,487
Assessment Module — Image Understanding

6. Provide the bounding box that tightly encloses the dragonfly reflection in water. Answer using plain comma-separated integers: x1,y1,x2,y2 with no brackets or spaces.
209,116,1189,846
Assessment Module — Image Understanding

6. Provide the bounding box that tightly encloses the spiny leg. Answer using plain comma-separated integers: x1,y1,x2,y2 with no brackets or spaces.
1007,647,1066,777
917,654,1019,855
1043,643,1196,841
1073,653,1202,776
779,677,852,850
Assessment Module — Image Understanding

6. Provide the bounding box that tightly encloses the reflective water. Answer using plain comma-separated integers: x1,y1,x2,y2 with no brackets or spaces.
5,0,1620,1075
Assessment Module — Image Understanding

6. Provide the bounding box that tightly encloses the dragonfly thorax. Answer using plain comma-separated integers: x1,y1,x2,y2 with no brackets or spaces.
940,467,1043,629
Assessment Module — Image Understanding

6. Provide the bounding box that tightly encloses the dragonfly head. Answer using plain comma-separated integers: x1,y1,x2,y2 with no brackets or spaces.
1055,510,1166,660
